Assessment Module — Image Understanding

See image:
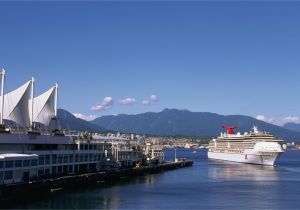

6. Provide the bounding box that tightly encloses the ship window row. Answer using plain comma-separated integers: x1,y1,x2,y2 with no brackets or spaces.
214,143,254,148
0,160,38,169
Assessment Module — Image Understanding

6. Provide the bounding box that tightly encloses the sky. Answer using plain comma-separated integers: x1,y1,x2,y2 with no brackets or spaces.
0,1,300,125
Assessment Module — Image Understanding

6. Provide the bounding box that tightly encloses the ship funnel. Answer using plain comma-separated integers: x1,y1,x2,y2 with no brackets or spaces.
223,125,237,134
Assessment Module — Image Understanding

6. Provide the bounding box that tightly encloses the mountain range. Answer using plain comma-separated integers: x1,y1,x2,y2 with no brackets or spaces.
283,123,300,133
57,109,108,133
58,108,300,142
92,109,300,142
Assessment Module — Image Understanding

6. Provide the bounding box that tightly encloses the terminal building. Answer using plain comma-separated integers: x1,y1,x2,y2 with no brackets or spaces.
0,69,147,185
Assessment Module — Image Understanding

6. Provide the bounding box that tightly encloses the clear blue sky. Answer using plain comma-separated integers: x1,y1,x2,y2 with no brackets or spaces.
0,1,300,124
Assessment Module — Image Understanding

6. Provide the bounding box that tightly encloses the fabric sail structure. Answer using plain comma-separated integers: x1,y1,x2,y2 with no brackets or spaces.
29,85,56,126
3,80,32,128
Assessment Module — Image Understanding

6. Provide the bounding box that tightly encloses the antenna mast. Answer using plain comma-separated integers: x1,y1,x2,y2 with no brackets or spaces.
30,77,35,129
0,69,5,126
54,83,58,118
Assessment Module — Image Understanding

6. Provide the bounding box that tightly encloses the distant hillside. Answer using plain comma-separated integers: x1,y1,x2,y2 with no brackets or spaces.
92,108,300,142
57,109,108,133
283,123,300,133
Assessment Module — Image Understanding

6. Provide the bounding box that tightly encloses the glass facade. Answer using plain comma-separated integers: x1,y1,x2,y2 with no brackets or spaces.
5,161,14,168
39,156,44,165
4,171,13,180
31,159,38,166
15,160,22,167
23,160,30,167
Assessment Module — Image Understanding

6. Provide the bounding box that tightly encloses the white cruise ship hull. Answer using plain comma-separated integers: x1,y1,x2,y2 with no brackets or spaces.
207,151,282,166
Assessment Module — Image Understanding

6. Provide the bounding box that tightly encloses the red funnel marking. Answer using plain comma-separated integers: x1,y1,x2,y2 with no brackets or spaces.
223,126,237,134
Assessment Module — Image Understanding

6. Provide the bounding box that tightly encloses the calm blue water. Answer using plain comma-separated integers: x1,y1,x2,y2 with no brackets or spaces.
4,149,300,209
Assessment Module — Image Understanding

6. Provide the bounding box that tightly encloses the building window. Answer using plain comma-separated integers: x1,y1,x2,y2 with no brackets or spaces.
80,154,84,162
38,169,44,176
58,156,63,164
68,165,73,173
63,165,68,173
52,166,57,175
69,155,73,163
0,171,3,181
31,159,37,166
44,168,50,175
63,156,68,163
4,171,13,180
74,165,78,172
5,161,14,168
98,154,102,161
0,161,3,169
52,155,57,164
23,160,30,167
85,145,88,150
15,160,22,167
75,154,79,162
45,155,50,165
39,156,45,165
84,154,88,162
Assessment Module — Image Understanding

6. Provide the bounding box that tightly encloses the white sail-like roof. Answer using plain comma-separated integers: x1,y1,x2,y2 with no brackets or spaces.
3,80,32,127
29,85,56,126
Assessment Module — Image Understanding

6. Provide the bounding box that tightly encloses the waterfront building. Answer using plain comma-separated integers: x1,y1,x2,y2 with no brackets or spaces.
145,143,165,165
0,69,147,185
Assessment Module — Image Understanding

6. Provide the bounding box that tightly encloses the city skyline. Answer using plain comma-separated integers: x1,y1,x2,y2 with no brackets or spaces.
1,1,300,125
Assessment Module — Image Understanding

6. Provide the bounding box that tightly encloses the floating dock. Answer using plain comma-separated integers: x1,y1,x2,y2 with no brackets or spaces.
0,160,193,201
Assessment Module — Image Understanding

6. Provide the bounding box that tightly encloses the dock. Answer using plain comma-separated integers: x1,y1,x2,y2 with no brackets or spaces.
0,160,193,201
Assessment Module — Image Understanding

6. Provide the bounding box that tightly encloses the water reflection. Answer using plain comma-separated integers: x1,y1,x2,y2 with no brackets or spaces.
2,174,159,209
208,160,279,181
120,173,157,185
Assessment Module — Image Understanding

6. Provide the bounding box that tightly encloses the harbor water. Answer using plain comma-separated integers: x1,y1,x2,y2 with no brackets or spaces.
2,149,300,209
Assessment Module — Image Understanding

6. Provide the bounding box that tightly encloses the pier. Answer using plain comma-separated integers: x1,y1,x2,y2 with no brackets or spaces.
0,160,193,201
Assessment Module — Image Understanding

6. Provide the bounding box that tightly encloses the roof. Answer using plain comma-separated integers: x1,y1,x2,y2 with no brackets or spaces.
29,85,57,126
0,133,74,145
0,153,38,159
3,80,32,127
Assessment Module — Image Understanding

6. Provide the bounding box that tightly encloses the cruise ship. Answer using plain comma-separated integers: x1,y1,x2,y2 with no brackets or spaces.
208,126,285,166
0,69,147,185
